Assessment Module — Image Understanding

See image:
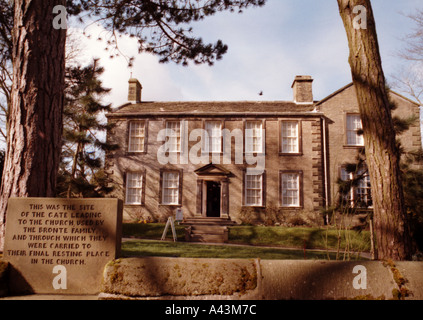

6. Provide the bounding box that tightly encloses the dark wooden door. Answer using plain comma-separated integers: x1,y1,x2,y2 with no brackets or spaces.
206,181,221,218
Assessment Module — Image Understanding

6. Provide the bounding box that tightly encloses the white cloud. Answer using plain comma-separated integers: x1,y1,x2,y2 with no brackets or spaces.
68,25,184,107
67,0,422,105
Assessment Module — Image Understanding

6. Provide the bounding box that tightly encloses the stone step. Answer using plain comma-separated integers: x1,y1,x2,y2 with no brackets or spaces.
188,234,227,244
182,218,237,226
182,218,233,243
190,226,227,235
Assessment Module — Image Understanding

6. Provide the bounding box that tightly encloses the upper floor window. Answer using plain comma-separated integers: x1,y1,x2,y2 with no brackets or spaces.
166,121,182,152
128,121,146,152
205,121,222,153
281,121,300,154
245,121,264,153
346,114,364,146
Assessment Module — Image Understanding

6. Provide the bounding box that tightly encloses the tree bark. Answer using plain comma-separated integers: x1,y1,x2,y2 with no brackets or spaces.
337,0,413,260
0,0,66,251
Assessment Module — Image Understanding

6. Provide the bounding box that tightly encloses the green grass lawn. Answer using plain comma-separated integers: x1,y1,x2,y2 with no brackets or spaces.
228,225,371,252
122,239,348,260
123,222,186,241
122,223,370,261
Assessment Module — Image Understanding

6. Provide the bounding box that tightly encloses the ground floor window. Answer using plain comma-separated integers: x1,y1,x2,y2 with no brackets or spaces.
161,171,181,205
244,173,264,207
339,167,372,208
125,172,144,205
281,172,302,207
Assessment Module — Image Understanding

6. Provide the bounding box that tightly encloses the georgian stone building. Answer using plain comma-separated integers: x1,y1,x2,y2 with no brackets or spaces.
105,76,422,228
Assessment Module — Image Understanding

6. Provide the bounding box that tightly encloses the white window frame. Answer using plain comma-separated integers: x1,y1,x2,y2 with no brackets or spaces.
166,121,182,153
125,172,143,205
245,173,263,207
356,168,372,208
340,168,354,205
245,121,264,154
162,171,180,205
128,121,146,152
204,121,223,153
346,114,364,146
340,167,372,208
281,173,300,207
281,121,299,153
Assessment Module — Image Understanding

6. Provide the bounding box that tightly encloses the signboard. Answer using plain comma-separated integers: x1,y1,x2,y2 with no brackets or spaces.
3,198,122,295
175,208,183,222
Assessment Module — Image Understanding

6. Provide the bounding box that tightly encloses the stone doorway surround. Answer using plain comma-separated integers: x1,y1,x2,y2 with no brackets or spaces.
194,164,232,220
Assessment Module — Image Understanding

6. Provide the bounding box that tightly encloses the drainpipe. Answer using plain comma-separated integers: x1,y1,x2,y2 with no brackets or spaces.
322,116,329,221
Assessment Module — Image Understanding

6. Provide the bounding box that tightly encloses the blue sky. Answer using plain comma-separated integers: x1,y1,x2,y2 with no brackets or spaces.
74,0,423,106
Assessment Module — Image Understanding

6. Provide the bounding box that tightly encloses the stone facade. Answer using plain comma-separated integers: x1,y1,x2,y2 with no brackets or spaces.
105,76,422,224
316,83,423,207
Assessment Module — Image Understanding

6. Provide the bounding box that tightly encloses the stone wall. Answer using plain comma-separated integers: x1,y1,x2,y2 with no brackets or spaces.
106,115,326,224
317,85,422,205
100,257,423,300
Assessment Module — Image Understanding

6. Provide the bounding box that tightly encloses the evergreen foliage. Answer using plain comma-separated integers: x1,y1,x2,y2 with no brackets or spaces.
57,58,118,198
65,0,266,66
0,0,13,142
336,93,423,252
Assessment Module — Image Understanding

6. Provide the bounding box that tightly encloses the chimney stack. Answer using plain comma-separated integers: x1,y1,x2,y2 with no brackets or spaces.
128,78,142,104
292,75,313,104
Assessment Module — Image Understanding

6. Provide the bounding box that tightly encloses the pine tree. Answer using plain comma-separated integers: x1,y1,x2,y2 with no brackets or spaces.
401,148,423,254
0,0,266,251
57,58,118,198
336,91,423,255
338,0,414,260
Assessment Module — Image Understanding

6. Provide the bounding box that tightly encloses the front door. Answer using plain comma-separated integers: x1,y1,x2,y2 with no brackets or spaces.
206,181,221,218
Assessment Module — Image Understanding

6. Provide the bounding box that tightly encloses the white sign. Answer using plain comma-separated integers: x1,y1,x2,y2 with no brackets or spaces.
175,208,183,222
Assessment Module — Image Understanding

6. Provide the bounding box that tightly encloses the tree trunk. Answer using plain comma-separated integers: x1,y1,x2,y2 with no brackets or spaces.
67,140,82,198
337,0,413,260
0,0,66,251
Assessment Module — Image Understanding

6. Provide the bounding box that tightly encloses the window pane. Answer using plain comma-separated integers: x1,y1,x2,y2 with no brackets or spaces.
246,121,263,153
245,174,263,206
356,169,372,208
206,121,222,153
281,121,299,153
346,115,364,146
340,168,351,182
126,172,143,204
162,172,180,205
339,168,353,206
166,121,181,152
282,173,300,207
128,122,145,152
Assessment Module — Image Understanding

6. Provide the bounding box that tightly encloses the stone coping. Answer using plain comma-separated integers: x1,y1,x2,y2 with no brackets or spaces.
100,257,423,300
2,258,422,300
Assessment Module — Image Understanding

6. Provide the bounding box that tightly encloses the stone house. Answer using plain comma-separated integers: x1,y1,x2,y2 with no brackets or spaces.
317,83,422,210
105,76,422,228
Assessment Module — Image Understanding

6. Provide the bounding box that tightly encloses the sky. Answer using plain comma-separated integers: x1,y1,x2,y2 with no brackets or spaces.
71,0,423,108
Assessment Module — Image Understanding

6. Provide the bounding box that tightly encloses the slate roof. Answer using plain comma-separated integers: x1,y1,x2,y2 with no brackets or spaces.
106,101,321,118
